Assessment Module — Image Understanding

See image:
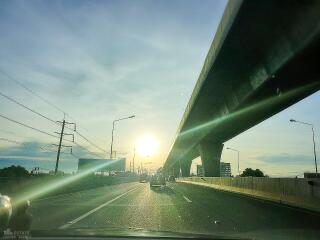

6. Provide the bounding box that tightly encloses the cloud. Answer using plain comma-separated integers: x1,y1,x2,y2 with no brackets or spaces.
257,153,314,166
0,140,100,165
0,0,227,166
0,139,106,172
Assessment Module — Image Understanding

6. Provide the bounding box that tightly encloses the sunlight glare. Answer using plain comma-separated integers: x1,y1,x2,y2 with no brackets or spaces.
136,134,159,157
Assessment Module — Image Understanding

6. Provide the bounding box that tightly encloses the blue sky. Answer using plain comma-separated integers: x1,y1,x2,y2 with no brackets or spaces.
0,0,319,176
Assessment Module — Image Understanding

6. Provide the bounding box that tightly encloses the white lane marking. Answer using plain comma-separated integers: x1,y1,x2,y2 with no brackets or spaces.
183,195,192,203
59,186,140,229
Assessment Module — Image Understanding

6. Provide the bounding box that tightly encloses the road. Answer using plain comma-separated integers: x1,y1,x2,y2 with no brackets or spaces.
30,181,320,239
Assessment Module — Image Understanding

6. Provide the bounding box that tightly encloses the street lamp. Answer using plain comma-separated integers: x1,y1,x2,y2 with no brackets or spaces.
110,115,135,159
226,147,240,175
290,118,318,174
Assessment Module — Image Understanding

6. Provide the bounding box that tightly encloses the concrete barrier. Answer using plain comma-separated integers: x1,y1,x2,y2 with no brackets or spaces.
0,175,139,200
179,177,320,213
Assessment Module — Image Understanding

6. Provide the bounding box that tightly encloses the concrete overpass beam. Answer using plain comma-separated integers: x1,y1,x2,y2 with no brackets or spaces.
198,141,224,177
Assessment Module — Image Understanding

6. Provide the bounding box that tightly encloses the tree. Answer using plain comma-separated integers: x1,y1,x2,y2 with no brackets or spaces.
240,168,265,177
0,165,30,177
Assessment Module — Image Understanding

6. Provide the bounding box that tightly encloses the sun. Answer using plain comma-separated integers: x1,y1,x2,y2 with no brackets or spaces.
136,134,159,157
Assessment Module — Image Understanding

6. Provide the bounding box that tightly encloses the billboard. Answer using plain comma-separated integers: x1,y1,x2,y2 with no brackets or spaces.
78,158,126,172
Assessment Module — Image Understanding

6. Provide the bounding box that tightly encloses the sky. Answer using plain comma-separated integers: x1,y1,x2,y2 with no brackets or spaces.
0,0,319,177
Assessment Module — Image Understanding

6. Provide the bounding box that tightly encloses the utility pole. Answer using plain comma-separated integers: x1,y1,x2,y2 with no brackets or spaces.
110,122,114,159
55,120,65,174
132,146,136,173
312,126,318,174
55,119,76,175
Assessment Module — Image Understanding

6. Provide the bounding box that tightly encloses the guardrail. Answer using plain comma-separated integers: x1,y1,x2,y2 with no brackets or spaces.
179,177,320,213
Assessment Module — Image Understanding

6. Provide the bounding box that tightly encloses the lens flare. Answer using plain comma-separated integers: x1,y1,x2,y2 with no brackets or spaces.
12,159,120,206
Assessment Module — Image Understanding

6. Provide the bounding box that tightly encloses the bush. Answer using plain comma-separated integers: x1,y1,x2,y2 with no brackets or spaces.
0,165,30,178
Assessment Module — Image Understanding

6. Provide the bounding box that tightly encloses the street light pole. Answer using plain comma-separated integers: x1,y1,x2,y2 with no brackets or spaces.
312,126,318,174
290,119,318,174
178,158,182,178
110,115,135,159
226,147,240,175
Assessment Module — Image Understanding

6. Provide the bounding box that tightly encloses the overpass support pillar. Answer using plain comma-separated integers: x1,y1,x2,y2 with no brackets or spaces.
198,141,223,177
181,159,192,177
172,163,180,178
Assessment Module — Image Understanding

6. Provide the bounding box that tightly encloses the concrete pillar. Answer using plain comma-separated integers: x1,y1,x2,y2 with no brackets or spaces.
181,159,192,177
172,162,180,178
198,141,224,177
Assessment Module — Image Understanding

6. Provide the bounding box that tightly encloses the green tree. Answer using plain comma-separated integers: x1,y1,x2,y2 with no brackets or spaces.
240,168,265,177
0,165,30,177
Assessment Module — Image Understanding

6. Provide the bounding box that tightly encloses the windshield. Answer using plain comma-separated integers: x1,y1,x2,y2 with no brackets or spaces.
0,0,320,239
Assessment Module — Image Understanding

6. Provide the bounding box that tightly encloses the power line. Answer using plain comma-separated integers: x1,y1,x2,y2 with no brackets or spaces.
0,69,66,116
0,69,109,157
49,122,106,159
0,113,59,139
61,136,123,159
61,122,107,155
0,127,104,168
0,137,84,171
71,152,80,159
0,69,82,125
0,137,88,161
0,90,108,155
72,141,105,159
61,123,108,155
0,137,54,152
74,131,108,154
0,90,58,125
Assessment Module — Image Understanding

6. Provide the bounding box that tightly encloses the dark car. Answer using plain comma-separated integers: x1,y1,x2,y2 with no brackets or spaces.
150,174,166,187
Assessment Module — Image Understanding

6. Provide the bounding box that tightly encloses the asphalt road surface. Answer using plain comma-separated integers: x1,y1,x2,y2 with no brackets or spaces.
30,182,320,239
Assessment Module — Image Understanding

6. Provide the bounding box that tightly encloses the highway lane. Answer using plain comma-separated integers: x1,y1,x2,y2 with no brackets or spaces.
30,182,141,230
30,181,320,239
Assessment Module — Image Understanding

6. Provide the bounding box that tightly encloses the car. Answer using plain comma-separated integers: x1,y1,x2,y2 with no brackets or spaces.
168,175,175,182
150,174,166,187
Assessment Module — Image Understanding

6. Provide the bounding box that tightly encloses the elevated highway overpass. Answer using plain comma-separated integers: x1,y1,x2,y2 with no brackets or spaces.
163,0,320,177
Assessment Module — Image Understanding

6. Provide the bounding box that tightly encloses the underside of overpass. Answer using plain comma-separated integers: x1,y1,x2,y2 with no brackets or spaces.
164,0,320,177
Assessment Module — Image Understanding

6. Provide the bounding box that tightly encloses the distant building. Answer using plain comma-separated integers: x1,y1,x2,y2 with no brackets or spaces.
304,172,320,178
220,162,231,177
196,162,231,177
78,158,126,173
196,164,204,176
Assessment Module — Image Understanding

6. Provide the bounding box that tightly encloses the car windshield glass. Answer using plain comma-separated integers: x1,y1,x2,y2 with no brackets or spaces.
0,1,320,240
